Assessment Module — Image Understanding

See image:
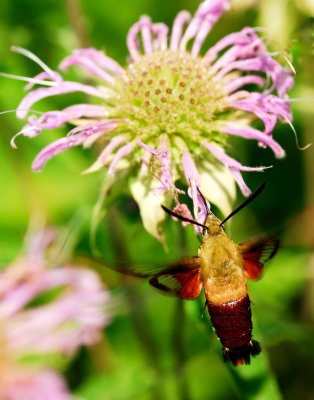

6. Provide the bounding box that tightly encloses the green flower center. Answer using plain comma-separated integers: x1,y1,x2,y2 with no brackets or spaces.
112,50,226,144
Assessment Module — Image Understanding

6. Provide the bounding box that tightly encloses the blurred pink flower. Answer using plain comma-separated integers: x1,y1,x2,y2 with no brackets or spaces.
0,368,71,400
0,228,112,399
9,0,293,241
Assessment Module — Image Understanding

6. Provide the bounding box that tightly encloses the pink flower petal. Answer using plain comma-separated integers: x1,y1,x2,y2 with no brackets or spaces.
221,124,285,157
140,16,154,54
152,23,169,51
137,139,159,156
17,82,110,119
229,167,251,197
127,16,155,60
182,149,200,185
61,48,124,75
26,104,108,132
32,120,118,171
3,369,71,400
227,92,291,134
170,11,191,51
203,142,269,196
182,149,209,224
206,27,261,64
25,70,63,90
108,142,135,175
60,53,116,85
172,203,194,226
138,139,182,195
215,55,294,97
224,75,265,94
83,135,126,173
204,142,267,172
2,253,111,356
180,0,230,55
210,34,263,74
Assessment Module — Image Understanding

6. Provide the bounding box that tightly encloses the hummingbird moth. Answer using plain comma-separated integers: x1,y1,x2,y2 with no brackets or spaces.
106,183,279,366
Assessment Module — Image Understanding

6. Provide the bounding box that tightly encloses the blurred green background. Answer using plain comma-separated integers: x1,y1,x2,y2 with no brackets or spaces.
0,0,313,399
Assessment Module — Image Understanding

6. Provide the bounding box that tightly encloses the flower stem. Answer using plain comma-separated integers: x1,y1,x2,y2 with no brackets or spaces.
172,298,190,400
66,0,90,47
106,205,163,398
171,226,190,400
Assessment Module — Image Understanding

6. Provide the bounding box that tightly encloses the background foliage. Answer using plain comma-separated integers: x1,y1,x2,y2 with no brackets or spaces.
0,0,313,399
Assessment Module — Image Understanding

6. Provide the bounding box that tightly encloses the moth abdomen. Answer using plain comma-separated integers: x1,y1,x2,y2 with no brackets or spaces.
207,294,261,366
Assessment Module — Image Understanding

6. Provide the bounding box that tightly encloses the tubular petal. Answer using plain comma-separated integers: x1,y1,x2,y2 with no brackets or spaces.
108,142,135,175
180,0,230,53
140,16,154,54
152,23,169,51
203,142,269,195
224,75,265,94
27,104,108,131
64,48,124,75
60,54,116,84
32,121,118,171
17,82,110,119
221,124,285,157
182,149,207,223
3,370,71,400
230,167,252,196
25,71,63,90
83,135,126,174
170,11,191,51
127,16,155,60
205,27,260,62
203,142,268,172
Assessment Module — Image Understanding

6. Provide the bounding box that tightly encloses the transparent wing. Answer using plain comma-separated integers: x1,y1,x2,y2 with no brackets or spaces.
91,255,202,299
239,236,279,280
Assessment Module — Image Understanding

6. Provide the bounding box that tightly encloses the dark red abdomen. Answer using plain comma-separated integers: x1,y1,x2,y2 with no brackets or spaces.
207,294,261,366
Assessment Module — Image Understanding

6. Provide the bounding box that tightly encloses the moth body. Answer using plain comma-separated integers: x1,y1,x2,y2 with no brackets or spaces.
111,185,279,366
198,212,261,365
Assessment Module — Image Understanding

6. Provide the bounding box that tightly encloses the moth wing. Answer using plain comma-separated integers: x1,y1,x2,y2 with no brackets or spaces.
149,256,202,299
90,257,173,279
239,236,279,280
90,255,202,298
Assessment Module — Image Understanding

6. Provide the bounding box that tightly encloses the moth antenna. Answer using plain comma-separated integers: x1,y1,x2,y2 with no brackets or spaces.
161,205,208,232
220,182,266,226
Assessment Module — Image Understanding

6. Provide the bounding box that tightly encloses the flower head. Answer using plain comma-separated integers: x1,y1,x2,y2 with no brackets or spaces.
0,227,112,397
10,0,293,242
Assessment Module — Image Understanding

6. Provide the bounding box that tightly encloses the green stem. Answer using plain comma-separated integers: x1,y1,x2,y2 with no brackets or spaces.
172,298,190,400
107,205,163,400
66,0,90,47
171,226,190,400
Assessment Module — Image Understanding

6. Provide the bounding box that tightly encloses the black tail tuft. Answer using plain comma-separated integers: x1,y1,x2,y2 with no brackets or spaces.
222,340,261,366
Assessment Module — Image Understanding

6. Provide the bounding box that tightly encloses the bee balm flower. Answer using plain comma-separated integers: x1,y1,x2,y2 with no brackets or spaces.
11,0,293,242
0,228,112,398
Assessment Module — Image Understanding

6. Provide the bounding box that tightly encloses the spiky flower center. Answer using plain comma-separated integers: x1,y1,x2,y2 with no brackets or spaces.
113,51,226,143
